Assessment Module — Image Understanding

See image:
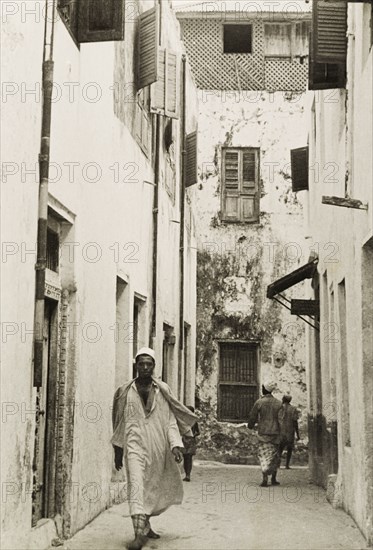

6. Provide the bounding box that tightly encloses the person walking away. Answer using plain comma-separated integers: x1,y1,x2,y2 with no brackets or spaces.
182,405,200,481
247,381,282,487
111,347,197,550
279,393,300,469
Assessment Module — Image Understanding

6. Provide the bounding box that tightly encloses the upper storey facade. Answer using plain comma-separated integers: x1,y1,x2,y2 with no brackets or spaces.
176,5,311,91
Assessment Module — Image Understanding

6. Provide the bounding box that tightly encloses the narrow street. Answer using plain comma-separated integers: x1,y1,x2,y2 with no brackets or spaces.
2,1,373,549
58,462,367,550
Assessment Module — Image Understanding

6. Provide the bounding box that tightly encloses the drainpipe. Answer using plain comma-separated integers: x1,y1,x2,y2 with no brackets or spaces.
33,0,56,387
150,115,161,347
179,55,187,355
150,0,162,348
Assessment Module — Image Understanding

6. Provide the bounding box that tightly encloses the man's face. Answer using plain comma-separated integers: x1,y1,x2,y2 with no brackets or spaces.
136,355,155,379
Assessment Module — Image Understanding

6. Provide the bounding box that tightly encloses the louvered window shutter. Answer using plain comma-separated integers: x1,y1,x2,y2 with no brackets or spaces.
185,131,198,188
241,149,259,223
165,51,179,118
150,49,166,114
313,0,347,64
150,50,179,119
78,0,124,43
222,149,240,221
291,147,309,191
138,6,160,90
242,150,257,190
224,151,239,189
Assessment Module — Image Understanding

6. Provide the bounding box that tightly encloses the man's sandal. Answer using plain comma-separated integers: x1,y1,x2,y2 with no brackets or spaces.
147,529,161,539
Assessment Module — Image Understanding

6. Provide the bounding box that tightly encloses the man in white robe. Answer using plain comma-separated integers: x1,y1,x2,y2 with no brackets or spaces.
111,347,197,550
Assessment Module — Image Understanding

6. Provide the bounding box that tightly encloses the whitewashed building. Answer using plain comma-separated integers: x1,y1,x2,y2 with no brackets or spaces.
1,1,198,547
295,0,373,543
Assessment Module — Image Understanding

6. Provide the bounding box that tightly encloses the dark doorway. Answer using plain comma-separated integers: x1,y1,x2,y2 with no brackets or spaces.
32,298,58,525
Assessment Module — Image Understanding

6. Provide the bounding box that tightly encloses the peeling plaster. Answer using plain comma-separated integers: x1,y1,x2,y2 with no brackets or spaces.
193,91,310,464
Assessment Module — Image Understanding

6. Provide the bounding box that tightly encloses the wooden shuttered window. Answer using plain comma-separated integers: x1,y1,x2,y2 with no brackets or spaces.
309,0,347,89
185,131,198,187
222,148,260,223
78,0,124,43
291,146,309,192
218,342,260,423
165,51,178,118
150,49,179,119
313,0,347,63
137,5,160,90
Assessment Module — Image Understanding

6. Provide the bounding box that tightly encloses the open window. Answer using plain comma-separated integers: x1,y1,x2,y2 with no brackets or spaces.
223,24,252,54
264,22,309,62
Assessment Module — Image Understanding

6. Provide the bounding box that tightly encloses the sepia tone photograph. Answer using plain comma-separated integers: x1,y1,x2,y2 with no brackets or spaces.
1,0,372,549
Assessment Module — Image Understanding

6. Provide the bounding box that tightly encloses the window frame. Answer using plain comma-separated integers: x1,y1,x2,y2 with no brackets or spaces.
164,124,176,204
222,23,253,55
135,87,151,158
217,340,260,423
221,146,260,224
46,227,60,273
264,21,309,62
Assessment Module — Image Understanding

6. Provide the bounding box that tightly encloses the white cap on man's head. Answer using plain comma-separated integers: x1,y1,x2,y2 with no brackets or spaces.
263,380,276,393
135,347,156,362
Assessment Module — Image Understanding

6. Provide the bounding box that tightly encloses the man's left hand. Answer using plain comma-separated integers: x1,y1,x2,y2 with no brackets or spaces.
114,446,123,471
172,447,183,463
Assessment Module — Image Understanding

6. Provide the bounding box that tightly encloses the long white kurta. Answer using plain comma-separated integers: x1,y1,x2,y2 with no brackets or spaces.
122,381,184,517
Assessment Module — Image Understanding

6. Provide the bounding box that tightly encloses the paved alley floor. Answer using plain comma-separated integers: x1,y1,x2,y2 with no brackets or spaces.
59,462,368,550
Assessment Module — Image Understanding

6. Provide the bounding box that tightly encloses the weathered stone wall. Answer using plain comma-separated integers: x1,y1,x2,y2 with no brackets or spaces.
188,90,312,464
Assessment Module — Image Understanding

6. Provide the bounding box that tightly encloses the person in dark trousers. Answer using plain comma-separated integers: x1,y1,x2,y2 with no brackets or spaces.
279,394,300,469
247,381,282,487
182,405,200,482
